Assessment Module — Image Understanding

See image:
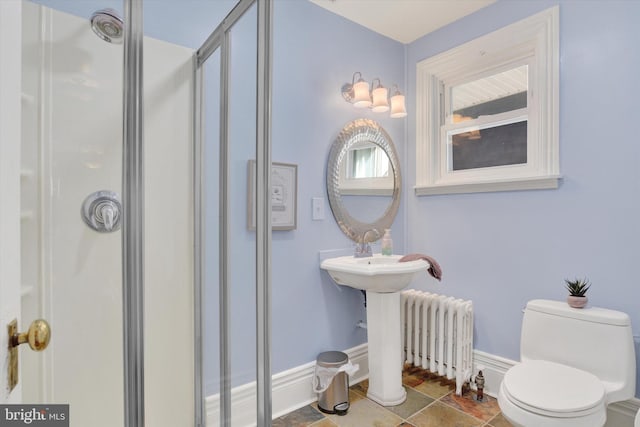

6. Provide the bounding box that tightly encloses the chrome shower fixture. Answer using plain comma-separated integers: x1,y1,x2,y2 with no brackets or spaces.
81,190,122,233
90,8,123,44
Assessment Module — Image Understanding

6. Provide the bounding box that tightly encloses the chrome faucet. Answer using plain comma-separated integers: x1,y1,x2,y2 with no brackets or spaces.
354,229,380,258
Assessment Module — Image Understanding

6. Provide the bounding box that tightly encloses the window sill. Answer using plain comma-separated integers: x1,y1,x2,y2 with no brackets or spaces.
414,175,561,196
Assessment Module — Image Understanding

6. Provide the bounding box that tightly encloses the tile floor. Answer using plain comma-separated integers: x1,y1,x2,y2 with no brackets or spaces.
273,365,514,427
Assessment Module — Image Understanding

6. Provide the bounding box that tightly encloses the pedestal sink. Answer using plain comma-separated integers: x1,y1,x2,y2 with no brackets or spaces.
320,254,428,406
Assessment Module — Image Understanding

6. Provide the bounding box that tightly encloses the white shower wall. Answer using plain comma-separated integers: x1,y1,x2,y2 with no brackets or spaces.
21,3,194,426
143,23,195,427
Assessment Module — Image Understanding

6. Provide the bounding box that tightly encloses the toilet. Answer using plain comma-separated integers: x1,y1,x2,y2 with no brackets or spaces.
498,299,636,427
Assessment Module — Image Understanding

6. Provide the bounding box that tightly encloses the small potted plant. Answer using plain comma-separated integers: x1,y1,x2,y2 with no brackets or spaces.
565,277,590,308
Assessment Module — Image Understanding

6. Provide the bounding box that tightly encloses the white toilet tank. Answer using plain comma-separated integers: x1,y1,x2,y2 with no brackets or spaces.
521,299,636,404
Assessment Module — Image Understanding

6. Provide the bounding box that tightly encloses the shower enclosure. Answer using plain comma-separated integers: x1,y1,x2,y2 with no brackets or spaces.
196,0,273,425
0,0,273,426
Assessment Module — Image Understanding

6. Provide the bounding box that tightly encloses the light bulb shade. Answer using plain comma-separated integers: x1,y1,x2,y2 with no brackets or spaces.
371,86,389,112
352,80,372,108
390,94,407,118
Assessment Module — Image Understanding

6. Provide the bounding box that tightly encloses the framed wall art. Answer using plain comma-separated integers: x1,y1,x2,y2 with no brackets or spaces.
247,160,297,231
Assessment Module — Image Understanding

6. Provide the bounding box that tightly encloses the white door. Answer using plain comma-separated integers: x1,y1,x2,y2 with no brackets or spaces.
0,0,23,404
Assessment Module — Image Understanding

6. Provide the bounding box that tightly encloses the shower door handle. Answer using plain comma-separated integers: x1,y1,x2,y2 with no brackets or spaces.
7,318,51,392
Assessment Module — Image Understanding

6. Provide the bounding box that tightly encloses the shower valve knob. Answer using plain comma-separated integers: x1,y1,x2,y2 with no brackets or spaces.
81,190,122,233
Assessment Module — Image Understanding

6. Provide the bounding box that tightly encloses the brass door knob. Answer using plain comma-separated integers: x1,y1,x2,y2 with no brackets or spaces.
11,319,51,351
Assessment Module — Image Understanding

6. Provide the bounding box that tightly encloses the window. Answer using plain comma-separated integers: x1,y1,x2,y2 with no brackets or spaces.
339,142,393,195
415,7,559,195
447,64,528,171
348,144,390,179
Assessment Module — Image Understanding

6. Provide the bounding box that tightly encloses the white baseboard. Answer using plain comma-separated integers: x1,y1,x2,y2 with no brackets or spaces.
206,343,369,427
206,346,638,427
471,349,517,398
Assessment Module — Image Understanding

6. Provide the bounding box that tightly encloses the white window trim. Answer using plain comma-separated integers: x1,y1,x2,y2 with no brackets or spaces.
415,6,560,196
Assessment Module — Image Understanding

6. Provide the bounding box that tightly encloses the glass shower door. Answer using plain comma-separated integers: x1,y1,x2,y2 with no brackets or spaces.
195,0,273,425
199,5,261,424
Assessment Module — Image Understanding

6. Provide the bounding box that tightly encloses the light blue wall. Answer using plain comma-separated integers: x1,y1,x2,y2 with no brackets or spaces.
405,0,640,396
204,0,407,392
270,0,405,375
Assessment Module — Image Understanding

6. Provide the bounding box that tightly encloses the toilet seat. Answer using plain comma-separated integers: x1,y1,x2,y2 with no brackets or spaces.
502,360,605,417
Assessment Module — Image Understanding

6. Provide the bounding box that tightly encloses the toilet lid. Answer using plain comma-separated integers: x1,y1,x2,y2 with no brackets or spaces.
503,360,605,417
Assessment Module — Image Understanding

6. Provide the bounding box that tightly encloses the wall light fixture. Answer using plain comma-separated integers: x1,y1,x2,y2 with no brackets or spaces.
341,72,407,118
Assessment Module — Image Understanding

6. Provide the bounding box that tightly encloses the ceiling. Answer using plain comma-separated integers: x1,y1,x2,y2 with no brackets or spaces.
452,65,528,112
308,0,496,44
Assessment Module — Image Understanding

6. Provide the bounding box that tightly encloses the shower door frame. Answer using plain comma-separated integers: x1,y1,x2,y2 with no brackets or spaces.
122,0,145,426
193,1,273,426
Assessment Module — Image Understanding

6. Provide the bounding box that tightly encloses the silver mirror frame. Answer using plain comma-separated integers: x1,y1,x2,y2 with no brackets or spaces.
326,118,401,242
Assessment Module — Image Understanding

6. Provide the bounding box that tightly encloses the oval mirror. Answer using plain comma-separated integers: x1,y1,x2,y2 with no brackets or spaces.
326,119,401,242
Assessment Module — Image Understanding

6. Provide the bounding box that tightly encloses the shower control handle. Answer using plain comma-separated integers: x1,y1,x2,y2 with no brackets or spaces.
81,190,122,233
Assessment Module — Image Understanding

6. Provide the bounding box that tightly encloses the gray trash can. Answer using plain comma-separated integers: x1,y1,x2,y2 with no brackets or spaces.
316,351,350,415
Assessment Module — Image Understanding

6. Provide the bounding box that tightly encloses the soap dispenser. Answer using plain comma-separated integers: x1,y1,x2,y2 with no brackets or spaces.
381,229,393,256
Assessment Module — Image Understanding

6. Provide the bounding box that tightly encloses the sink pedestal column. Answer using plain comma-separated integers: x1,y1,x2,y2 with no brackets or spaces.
365,291,406,406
